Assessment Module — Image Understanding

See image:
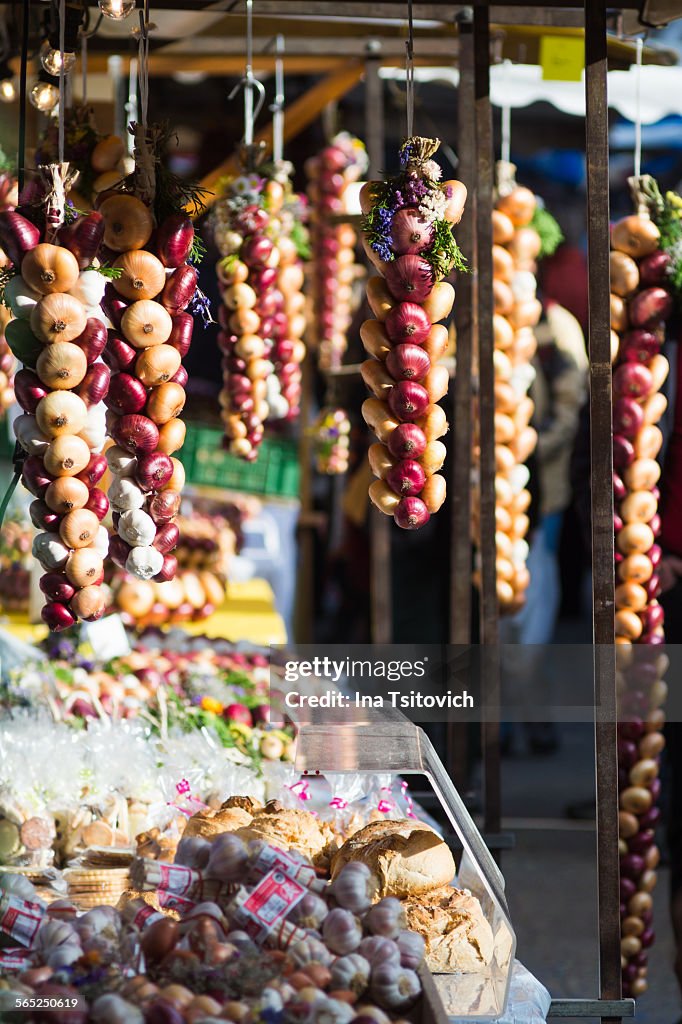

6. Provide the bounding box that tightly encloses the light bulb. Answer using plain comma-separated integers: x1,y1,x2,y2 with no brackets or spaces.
30,79,59,113
40,39,76,77
98,0,136,19
0,78,15,103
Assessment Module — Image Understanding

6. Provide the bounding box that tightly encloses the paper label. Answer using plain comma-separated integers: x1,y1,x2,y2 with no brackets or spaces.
158,863,199,896
251,844,324,893
132,904,164,931
0,947,32,970
80,614,131,661
540,35,584,82
238,870,306,943
158,889,196,913
0,894,45,947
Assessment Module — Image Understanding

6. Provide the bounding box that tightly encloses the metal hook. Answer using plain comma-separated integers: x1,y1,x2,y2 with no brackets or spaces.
228,74,266,146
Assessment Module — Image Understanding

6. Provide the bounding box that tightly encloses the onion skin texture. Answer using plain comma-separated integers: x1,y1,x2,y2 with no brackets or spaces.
360,147,463,529
611,207,672,997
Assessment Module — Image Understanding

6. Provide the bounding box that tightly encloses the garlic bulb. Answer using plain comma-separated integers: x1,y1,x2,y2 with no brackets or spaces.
106,445,137,477
370,963,421,1010
308,995,356,1024
365,897,406,939
206,833,249,881
35,919,80,953
175,835,212,869
76,906,122,943
331,861,378,913
32,532,70,570
0,872,38,901
70,269,107,308
14,414,49,454
396,929,425,970
118,508,156,547
46,941,83,968
322,908,363,955
92,526,110,558
290,893,329,930
329,953,370,995
125,545,164,580
109,476,145,512
358,935,401,967
4,275,41,319
91,994,144,1024
288,936,334,968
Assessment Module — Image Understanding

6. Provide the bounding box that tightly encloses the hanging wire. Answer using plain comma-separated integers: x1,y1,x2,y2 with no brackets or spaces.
634,36,643,180
271,33,284,163
80,12,103,105
58,0,66,164
500,59,512,166
127,55,138,153
405,0,414,138
17,0,29,194
228,0,266,147
136,2,150,131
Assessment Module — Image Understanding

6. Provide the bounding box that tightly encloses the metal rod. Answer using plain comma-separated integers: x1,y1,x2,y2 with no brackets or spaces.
365,53,392,645
448,9,476,793
272,33,284,163
473,2,501,852
584,1,620,1021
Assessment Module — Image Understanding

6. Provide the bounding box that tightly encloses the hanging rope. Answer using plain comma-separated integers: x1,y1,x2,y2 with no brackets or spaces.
58,0,66,164
272,33,284,163
405,0,414,139
634,36,643,180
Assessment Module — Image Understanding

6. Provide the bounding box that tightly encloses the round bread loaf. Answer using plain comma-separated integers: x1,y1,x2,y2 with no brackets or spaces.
402,885,495,972
330,819,456,897
234,802,336,867
183,805,253,840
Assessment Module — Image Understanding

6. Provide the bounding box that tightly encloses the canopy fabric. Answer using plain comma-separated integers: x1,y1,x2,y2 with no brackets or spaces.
380,63,682,125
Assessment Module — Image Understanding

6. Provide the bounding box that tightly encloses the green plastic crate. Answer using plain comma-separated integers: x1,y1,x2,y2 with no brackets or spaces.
179,424,300,499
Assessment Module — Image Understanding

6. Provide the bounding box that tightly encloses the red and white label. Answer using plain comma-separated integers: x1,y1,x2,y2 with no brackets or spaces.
158,890,196,913
0,947,32,970
235,870,306,943
158,863,200,896
0,894,45,947
251,845,325,893
131,904,164,931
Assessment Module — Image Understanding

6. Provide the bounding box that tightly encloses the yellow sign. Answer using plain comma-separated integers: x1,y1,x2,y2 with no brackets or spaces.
540,35,584,82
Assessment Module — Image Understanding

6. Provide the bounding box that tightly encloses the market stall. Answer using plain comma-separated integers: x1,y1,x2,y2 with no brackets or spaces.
0,0,679,1021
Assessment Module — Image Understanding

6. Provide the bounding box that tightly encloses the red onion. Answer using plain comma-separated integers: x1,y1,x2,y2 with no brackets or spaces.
103,331,137,372
155,213,194,267
613,397,644,439
384,302,432,346
170,365,188,388
152,521,180,553
629,829,656,855
76,453,108,488
386,459,427,497
619,330,661,364
650,513,661,536
73,318,108,364
388,380,430,421
105,372,148,415
149,490,181,524
30,500,60,531
84,488,109,521
0,210,41,266
135,451,174,491
620,853,645,879
22,455,53,498
153,553,178,582
255,289,283,318
639,806,661,829
41,601,76,632
161,263,197,313
383,255,434,303
112,414,160,454
620,878,637,901
639,251,671,286
241,234,274,268
387,423,428,460
394,496,430,530
76,363,111,407
613,362,653,399
250,267,278,290
109,534,132,570
102,283,129,330
39,572,76,603
613,472,627,502
14,368,48,413
628,287,673,329
641,603,664,632
238,204,270,233
649,544,662,569
167,312,194,357
390,206,435,256
613,435,635,470
386,343,431,382
58,211,105,269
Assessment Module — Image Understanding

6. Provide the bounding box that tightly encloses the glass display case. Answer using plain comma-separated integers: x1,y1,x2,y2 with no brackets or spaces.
293,711,516,1019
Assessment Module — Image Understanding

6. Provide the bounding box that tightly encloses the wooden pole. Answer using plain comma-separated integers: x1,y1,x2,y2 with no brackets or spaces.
473,3,502,853
364,53,393,646
584,0,621,1020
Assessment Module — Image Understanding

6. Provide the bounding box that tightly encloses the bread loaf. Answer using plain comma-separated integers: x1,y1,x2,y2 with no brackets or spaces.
234,801,336,868
182,805,253,840
402,885,494,972
331,819,456,897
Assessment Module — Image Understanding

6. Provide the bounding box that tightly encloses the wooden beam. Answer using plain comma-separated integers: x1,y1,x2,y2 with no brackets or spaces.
197,63,365,207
